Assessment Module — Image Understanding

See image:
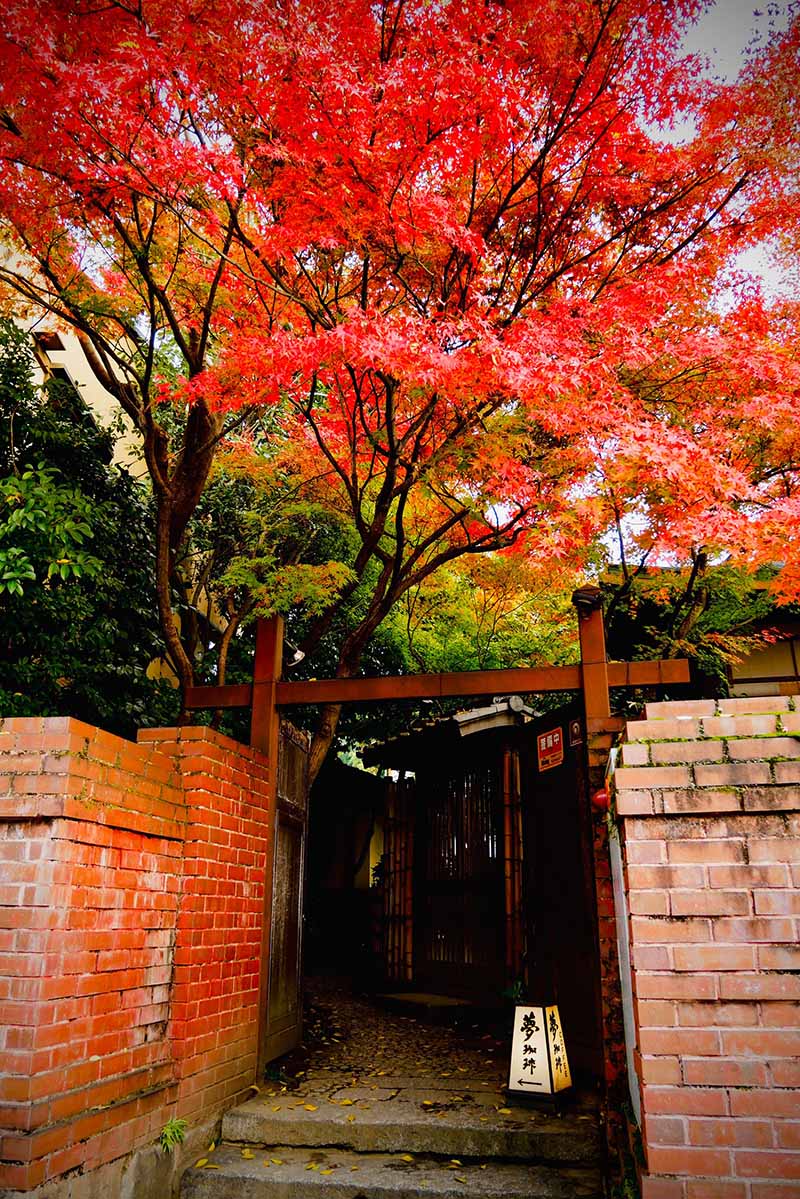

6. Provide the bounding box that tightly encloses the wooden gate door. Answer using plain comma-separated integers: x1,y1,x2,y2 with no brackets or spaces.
414,754,505,1000
263,722,309,1064
520,702,603,1078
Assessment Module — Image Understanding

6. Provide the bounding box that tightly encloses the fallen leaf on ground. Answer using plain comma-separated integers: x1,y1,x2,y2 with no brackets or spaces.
241,1149,255,1159
304,1104,318,1111
400,1154,414,1162
194,1159,208,1168
270,1158,283,1165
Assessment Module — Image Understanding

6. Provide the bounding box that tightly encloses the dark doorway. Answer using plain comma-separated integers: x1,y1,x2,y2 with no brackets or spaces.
413,751,505,1000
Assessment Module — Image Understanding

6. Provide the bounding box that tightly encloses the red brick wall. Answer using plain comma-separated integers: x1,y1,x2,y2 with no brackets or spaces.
0,718,271,1192
615,698,800,1199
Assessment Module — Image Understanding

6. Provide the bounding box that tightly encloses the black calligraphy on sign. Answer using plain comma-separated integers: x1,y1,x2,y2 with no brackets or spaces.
520,1010,540,1041
548,1009,566,1079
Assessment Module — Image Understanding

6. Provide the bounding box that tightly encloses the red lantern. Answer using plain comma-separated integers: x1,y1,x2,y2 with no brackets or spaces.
591,787,610,812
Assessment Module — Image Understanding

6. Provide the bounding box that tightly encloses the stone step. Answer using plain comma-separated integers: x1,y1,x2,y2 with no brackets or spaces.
181,1143,604,1199
222,1093,601,1163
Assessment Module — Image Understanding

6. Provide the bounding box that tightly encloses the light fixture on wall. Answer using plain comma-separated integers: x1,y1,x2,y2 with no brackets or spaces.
507,1003,572,1100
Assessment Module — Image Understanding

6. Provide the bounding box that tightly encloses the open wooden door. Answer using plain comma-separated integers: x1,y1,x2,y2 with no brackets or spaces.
262,722,309,1064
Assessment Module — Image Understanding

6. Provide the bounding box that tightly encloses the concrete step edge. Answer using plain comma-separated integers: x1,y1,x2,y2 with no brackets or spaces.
222,1108,601,1163
180,1142,604,1199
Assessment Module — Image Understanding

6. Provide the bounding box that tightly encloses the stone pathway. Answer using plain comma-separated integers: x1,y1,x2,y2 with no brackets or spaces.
181,979,605,1199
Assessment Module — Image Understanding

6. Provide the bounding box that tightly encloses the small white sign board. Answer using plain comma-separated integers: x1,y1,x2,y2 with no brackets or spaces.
507,1005,572,1095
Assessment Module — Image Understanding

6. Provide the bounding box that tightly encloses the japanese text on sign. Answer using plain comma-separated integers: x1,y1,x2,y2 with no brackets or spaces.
537,726,564,771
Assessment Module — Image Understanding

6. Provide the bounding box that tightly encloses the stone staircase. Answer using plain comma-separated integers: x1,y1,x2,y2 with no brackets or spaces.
180,1073,605,1198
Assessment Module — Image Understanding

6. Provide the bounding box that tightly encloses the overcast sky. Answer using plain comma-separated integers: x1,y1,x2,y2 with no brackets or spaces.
684,0,796,80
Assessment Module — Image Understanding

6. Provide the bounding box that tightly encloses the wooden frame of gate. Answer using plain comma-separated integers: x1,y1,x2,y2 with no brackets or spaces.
183,586,689,1073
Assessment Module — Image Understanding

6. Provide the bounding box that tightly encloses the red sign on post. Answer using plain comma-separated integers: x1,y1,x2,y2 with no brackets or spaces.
537,726,564,772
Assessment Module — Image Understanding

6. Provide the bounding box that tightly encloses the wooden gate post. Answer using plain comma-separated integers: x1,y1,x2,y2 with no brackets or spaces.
252,616,283,1075
572,586,611,721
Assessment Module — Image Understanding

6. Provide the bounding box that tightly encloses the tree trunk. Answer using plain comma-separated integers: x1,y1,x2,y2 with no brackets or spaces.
155,495,195,696
308,700,343,786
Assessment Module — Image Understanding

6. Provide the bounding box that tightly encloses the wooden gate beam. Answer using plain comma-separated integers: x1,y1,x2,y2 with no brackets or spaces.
184,656,688,712
251,616,283,1077
572,586,611,721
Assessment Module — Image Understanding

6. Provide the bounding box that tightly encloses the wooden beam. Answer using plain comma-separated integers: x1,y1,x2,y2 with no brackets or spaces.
252,617,283,1077
183,658,690,712
184,682,252,710
271,658,688,706
573,587,610,720
275,665,582,706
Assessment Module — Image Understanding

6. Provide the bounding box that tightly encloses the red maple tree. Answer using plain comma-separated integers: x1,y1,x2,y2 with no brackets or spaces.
0,0,798,770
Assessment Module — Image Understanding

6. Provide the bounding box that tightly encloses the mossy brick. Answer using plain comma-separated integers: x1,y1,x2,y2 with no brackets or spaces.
652,741,725,765
695,763,771,787
622,741,651,765
660,789,742,815
772,762,800,786
616,790,658,815
703,715,778,737
727,737,800,761
616,765,692,790
740,782,800,810
717,697,792,715
646,701,717,720
626,717,702,741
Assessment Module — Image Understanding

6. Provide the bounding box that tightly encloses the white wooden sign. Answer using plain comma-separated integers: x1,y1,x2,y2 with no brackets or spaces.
507,1004,572,1095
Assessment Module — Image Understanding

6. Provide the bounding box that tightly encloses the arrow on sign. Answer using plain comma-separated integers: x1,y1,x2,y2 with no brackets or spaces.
516,1079,543,1088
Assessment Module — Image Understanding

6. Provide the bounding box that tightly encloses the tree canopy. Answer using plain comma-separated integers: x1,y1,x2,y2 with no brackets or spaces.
0,0,798,770
0,320,176,735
